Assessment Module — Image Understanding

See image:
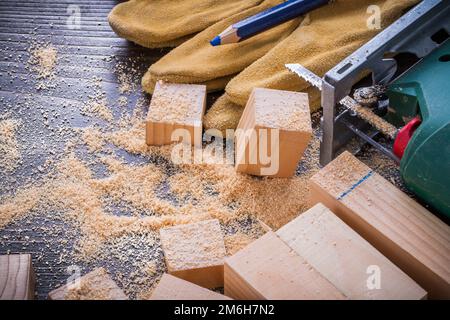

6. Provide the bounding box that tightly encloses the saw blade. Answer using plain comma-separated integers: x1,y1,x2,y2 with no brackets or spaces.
285,63,397,139
285,63,322,90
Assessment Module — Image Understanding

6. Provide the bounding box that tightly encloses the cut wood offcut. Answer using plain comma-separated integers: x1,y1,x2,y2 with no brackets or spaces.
224,231,346,300
309,151,450,299
235,88,312,177
150,274,231,300
0,254,35,300
48,267,128,300
159,219,226,289
277,203,427,299
146,81,206,146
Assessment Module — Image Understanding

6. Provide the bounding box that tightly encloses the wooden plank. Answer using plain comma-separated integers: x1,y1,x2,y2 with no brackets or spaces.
146,81,206,146
150,274,231,300
277,203,427,299
309,151,450,299
159,219,226,289
48,267,128,300
0,254,35,300
224,231,346,300
235,88,312,177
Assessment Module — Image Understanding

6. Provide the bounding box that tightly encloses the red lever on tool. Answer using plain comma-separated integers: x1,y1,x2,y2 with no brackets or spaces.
393,116,422,159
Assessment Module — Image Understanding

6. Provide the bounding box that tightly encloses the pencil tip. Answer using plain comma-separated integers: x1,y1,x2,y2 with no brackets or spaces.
210,36,221,46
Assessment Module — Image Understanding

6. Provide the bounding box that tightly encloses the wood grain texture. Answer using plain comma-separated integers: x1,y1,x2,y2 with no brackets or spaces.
48,267,127,300
150,274,231,300
309,151,450,299
146,81,206,146
277,203,427,300
224,231,346,300
0,254,35,300
235,88,312,177
159,219,226,289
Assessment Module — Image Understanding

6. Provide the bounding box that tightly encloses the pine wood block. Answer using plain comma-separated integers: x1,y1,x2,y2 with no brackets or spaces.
277,203,427,299
224,231,346,300
0,254,35,300
48,267,128,300
235,88,312,177
146,81,206,146
309,151,450,299
150,274,232,300
159,219,226,289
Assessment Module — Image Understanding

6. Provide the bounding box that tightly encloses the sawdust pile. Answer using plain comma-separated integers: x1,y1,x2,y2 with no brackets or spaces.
0,116,22,173
114,57,140,95
81,77,113,122
0,105,320,275
27,43,57,89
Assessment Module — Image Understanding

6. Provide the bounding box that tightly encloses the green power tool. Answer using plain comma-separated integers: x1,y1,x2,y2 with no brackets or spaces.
287,1,450,219
387,40,450,217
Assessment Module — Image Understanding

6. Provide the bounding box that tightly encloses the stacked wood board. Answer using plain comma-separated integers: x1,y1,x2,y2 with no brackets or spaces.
277,203,427,299
309,151,450,299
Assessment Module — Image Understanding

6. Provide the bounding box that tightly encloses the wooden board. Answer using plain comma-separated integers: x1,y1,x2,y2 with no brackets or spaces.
309,151,450,299
48,267,127,300
235,88,312,177
150,273,231,300
224,231,346,300
0,254,35,300
159,219,226,289
146,81,206,146
277,203,427,299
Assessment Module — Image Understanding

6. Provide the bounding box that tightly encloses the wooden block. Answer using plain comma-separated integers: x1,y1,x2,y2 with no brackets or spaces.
224,231,346,300
159,219,226,289
277,203,427,299
309,151,450,299
48,267,128,300
146,81,206,146
235,88,312,177
150,274,232,300
0,254,35,300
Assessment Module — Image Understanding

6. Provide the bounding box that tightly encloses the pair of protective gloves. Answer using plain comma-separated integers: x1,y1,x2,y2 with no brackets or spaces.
109,0,419,132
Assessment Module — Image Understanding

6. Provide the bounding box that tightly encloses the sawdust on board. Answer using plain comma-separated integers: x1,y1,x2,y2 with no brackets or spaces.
81,77,113,122
63,268,125,300
224,232,256,256
0,116,22,173
27,43,57,89
147,81,205,124
81,127,106,153
253,88,312,132
159,219,226,271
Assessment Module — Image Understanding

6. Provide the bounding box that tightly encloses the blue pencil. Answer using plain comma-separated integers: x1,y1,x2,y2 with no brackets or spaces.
210,0,331,46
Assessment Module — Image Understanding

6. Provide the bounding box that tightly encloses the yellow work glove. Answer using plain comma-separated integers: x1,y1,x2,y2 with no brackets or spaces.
204,0,420,132
141,0,301,94
108,0,265,48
